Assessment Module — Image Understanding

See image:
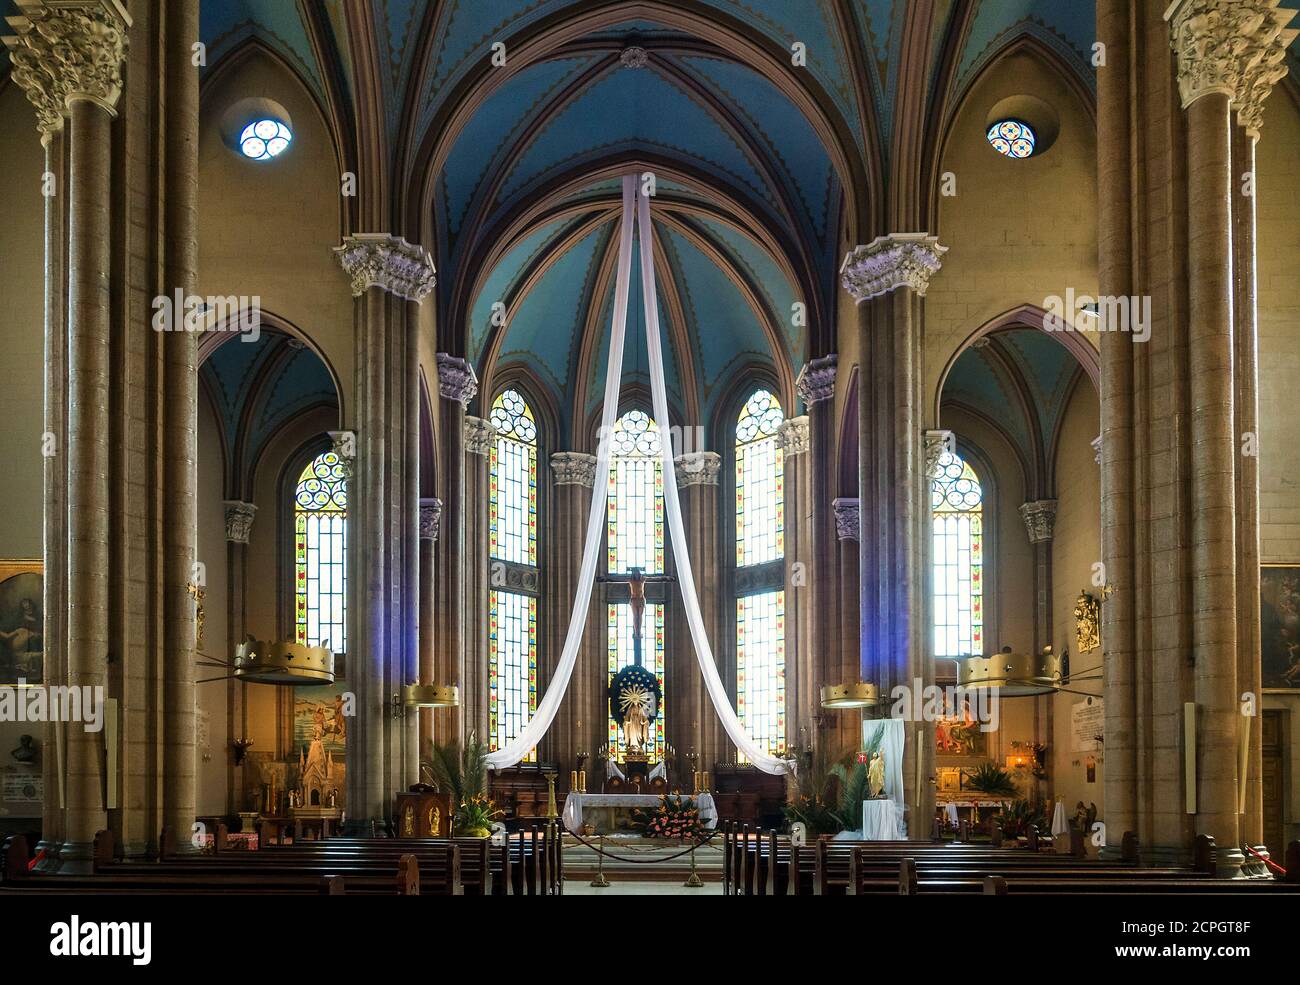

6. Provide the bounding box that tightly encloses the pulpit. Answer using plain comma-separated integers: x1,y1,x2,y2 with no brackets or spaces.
394,790,454,838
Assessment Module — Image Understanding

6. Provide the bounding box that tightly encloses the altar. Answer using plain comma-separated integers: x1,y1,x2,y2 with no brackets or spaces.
562,792,718,835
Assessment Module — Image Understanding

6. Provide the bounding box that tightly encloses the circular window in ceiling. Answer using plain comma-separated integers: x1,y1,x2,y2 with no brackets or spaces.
986,118,1036,159
239,118,293,161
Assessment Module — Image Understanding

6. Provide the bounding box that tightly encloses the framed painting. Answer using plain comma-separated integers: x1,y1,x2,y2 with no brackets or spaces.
292,683,348,761
1262,564,1300,689
0,560,42,686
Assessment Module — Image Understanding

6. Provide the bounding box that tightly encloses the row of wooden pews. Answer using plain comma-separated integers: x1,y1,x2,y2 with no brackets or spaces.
0,821,564,896
721,822,1300,896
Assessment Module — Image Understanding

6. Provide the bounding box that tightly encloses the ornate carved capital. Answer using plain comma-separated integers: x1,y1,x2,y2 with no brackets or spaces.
924,429,954,478
832,497,860,542
551,451,598,487
620,45,648,68
840,234,947,302
795,354,837,405
222,501,257,544
1091,434,1102,465
3,0,133,134
436,353,479,408
419,497,442,541
327,430,355,479
333,233,436,302
675,451,721,487
776,416,810,458
1166,0,1298,135
464,416,493,456
1019,500,1058,545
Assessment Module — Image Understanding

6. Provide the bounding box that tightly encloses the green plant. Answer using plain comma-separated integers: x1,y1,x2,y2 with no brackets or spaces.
423,733,499,836
995,798,1047,839
454,793,503,837
830,725,885,831
784,744,847,836
966,762,1018,797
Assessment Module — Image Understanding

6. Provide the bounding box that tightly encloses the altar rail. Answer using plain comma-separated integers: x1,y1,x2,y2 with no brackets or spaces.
720,823,1300,896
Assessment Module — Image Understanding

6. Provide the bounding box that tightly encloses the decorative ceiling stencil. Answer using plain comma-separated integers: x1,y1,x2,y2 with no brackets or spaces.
199,0,327,102
954,0,1096,102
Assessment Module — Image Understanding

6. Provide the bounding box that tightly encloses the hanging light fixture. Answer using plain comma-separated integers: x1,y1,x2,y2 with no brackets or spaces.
401,683,460,708
820,681,880,709
231,639,336,686
958,645,1062,696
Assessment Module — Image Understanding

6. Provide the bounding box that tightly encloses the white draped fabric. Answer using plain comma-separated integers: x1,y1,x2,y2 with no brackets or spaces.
864,719,906,837
484,176,636,769
485,176,793,776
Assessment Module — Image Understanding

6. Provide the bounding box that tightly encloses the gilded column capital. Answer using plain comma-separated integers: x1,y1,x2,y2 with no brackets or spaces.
675,451,721,487
1019,499,1058,545
795,354,837,405
2,0,132,135
923,429,954,478
832,497,860,542
551,451,599,487
436,353,479,408
419,497,442,542
840,234,947,303
776,416,810,458
332,233,436,302
222,501,257,545
1166,0,1299,136
464,416,493,456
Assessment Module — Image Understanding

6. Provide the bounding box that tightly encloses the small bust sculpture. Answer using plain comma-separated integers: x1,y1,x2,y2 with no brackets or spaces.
10,734,36,764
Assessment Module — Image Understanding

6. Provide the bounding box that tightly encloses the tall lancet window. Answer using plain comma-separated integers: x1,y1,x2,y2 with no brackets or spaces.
606,410,666,761
295,451,348,651
734,389,786,758
488,389,538,758
931,449,984,658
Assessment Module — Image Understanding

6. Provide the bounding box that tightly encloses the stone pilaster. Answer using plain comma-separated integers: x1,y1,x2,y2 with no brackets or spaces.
546,453,600,772
433,357,477,750
417,497,442,755
674,451,727,769
334,235,434,832
463,415,493,746
776,417,815,754
1020,501,1057,658
843,232,945,837
222,501,255,813
831,497,861,755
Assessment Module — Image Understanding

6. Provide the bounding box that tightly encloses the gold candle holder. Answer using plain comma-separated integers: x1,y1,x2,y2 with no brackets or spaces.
570,770,578,790
578,770,587,793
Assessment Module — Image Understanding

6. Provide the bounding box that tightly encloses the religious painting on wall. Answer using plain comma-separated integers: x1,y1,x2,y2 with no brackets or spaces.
1261,565,1300,689
935,709,987,757
293,683,348,760
0,560,42,686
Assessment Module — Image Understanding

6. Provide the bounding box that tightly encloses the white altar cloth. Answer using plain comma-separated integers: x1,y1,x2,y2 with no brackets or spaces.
562,792,717,834
861,798,905,840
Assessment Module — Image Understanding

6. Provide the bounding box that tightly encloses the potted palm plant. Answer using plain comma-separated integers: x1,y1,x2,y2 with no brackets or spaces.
423,733,502,837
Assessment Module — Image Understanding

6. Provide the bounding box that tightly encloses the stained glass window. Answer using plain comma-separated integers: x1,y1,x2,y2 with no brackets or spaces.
607,602,666,762
931,449,984,658
294,451,347,651
488,590,537,759
488,389,538,759
734,389,786,757
607,410,664,575
489,389,537,565
737,591,786,757
986,119,1036,159
735,389,784,566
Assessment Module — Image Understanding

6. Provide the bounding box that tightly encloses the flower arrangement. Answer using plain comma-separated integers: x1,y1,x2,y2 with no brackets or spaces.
632,794,708,842
454,793,503,838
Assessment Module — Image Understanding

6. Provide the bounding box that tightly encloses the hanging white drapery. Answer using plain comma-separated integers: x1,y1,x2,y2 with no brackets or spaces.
484,176,636,769
485,175,793,776
635,188,791,776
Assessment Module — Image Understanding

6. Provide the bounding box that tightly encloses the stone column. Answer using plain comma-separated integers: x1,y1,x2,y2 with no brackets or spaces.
434,355,477,746
776,417,814,754
3,0,132,867
223,502,256,812
549,453,599,771
675,452,726,770
418,497,442,755
1230,26,1293,858
334,234,435,831
463,414,493,744
796,356,838,748
5,16,71,856
831,497,861,754
1020,499,1057,801
842,233,946,838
